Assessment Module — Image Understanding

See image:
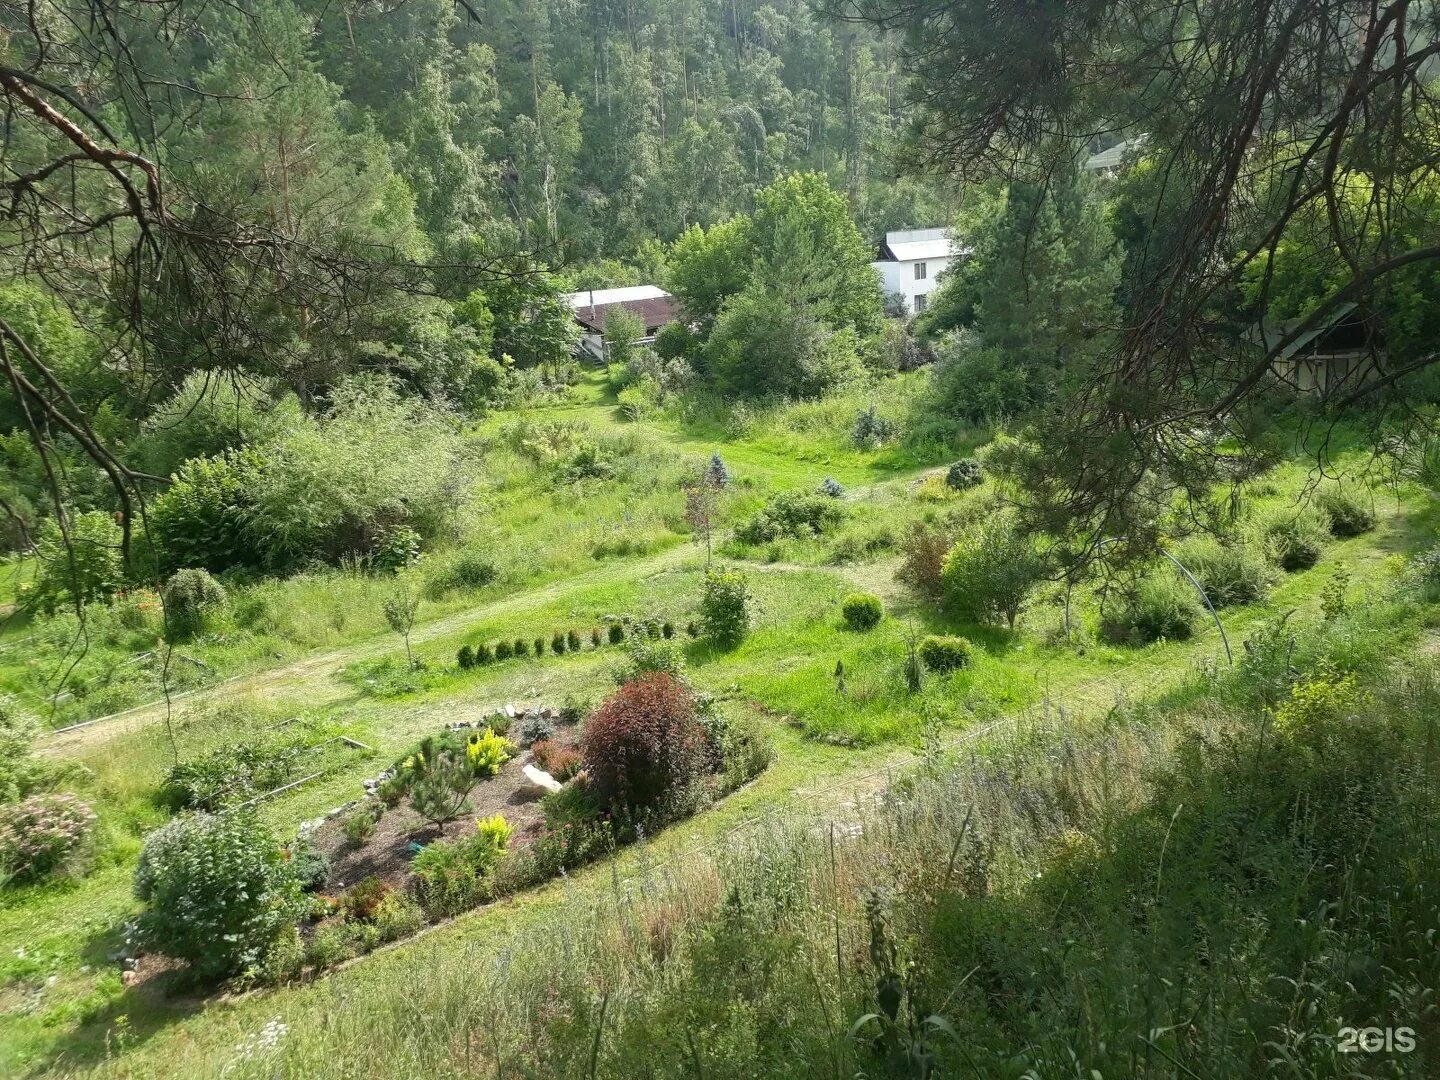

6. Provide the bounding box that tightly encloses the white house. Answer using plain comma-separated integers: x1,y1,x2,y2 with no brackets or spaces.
870,228,968,316
565,285,681,363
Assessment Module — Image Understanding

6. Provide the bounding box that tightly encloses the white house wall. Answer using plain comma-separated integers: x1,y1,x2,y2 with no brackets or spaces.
872,256,951,315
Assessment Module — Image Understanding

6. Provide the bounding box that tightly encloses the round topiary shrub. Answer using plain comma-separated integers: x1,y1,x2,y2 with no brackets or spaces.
945,458,984,490
661,621,675,639
840,592,884,631
580,673,709,811
608,622,625,645
513,638,529,658
918,635,972,673
457,645,476,670
475,642,493,664
134,811,303,981
494,640,514,661
1255,507,1329,571
161,568,227,638
1316,484,1376,537
0,792,97,882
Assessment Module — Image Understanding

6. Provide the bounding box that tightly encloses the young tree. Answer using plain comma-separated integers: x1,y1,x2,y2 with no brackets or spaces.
683,479,720,567
383,584,421,667
603,307,647,367
941,517,1049,630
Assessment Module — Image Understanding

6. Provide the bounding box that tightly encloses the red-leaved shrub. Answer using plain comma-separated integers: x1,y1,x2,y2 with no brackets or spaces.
897,521,949,600
580,674,709,810
532,740,583,782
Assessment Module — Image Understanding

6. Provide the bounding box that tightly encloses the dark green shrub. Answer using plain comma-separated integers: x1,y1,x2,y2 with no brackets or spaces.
486,713,513,736
551,633,567,655
372,524,421,572
591,627,603,648
513,638,529,657
567,629,582,650
736,491,845,544
1173,537,1275,608
1101,575,1201,645
608,623,625,644
1316,484,1376,537
840,592,884,630
377,773,408,807
533,637,545,657
457,645,476,670
0,793,96,882
699,568,751,647
495,640,514,661
662,621,675,639
581,674,709,811
851,404,898,448
150,449,266,575
161,568,227,638
1255,507,1329,571
285,834,329,892
426,550,498,598
918,635,973,673
406,750,476,825
818,477,844,498
475,642,493,664
945,458,984,490
134,811,303,981
686,620,698,638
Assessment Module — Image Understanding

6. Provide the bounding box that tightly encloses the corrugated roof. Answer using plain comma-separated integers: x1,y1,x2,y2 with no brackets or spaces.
572,294,681,334
876,228,965,263
566,285,669,309
1083,135,1147,171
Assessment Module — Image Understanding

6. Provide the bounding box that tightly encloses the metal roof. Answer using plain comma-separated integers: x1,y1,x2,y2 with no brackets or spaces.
876,228,964,263
1083,136,1147,171
566,285,669,309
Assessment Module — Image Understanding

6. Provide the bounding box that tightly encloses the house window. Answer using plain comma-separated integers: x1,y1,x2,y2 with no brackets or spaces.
914,261,927,281
913,293,928,313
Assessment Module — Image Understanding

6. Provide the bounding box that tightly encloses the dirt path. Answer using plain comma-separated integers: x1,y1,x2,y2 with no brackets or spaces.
40,544,696,755
38,451,940,756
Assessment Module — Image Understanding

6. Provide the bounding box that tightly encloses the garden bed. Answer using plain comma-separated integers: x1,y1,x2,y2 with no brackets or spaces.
310,726,578,890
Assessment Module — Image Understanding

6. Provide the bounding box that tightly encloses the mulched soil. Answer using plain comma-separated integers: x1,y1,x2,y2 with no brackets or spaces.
312,723,580,891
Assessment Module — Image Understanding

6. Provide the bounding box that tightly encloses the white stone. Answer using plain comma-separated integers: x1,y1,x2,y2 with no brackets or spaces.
521,763,563,794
